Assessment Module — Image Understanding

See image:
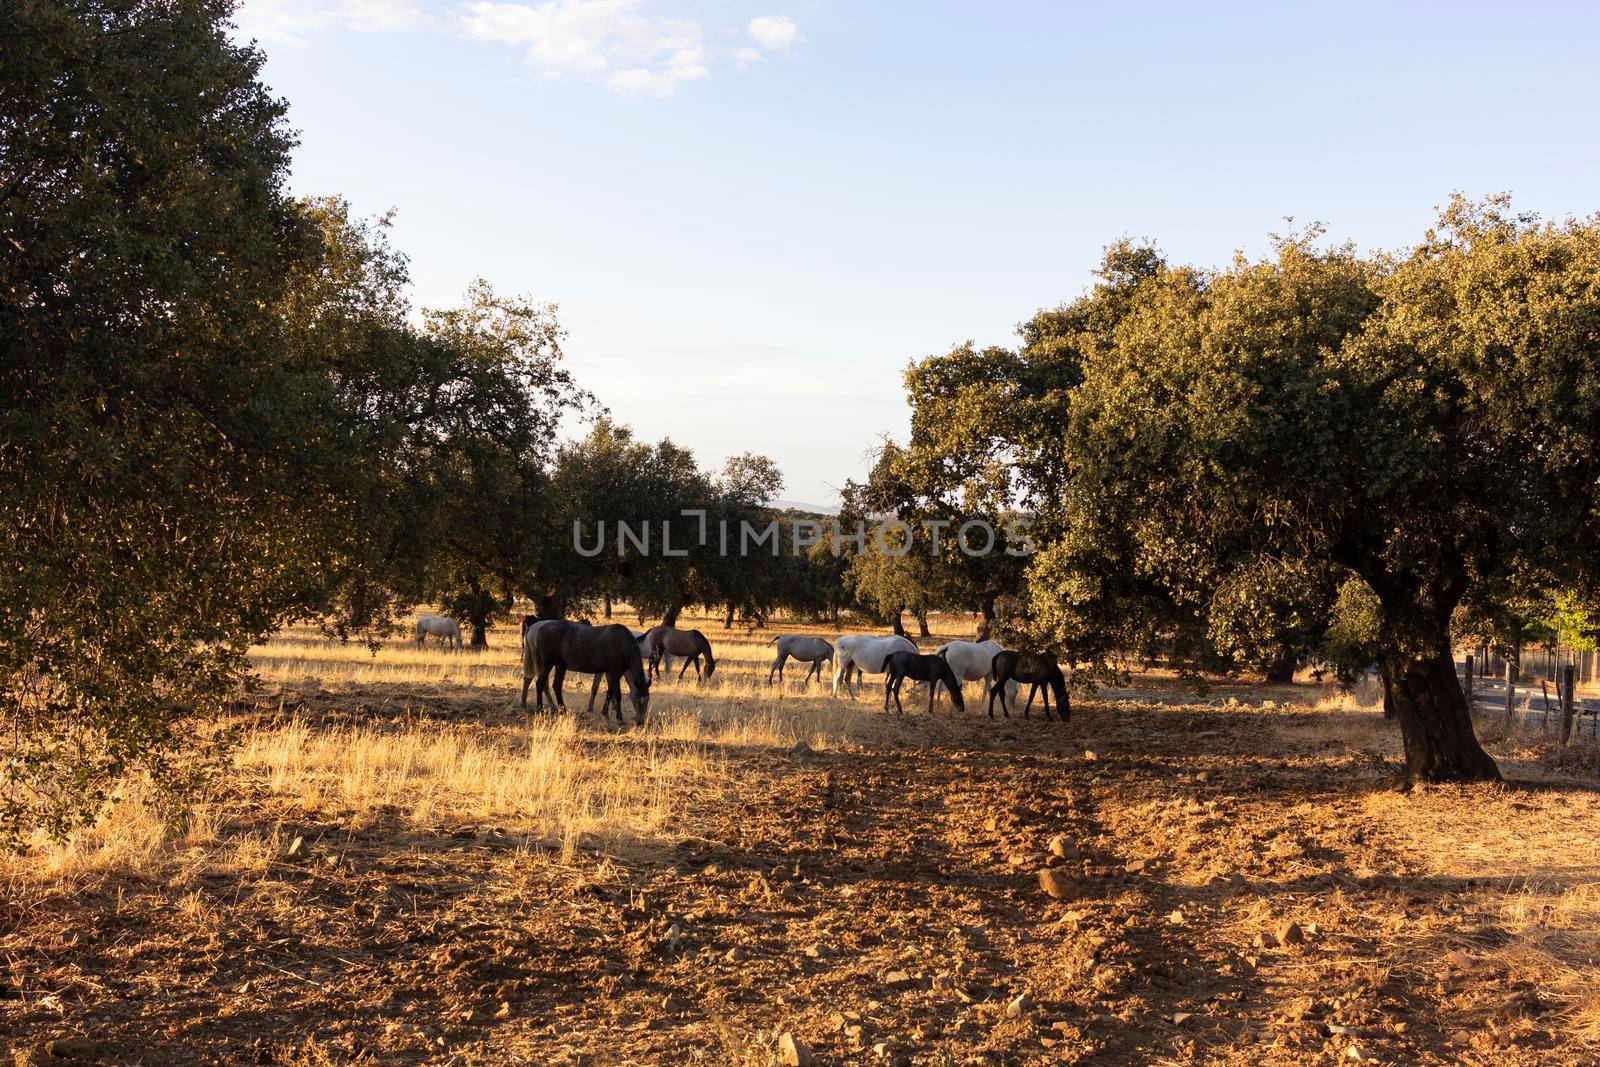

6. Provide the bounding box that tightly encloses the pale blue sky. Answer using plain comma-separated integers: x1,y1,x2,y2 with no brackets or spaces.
235,1,1600,504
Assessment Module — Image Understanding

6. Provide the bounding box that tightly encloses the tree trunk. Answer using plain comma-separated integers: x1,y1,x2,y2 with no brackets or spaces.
1263,647,1297,684
1383,649,1501,783
603,593,613,619
890,611,906,637
662,600,683,628
916,610,930,639
976,595,996,641
724,604,735,629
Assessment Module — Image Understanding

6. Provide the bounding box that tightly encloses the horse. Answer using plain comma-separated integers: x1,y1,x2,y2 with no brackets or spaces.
527,621,649,725
883,650,966,715
416,615,462,650
767,635,834,685
988,650,1070,721
832,634,917,698
521,619,598,713
641,625,716,681
934,639,1019,708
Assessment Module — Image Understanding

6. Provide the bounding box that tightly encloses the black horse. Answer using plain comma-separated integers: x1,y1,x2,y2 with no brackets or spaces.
527,621,650,725
883,650,966,716
988,650,1069,721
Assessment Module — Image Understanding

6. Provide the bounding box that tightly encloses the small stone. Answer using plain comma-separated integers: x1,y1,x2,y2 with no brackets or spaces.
494,1001,511,1018
883,969,914,988
725,946,747,963
872,1041,891,1059
1083,750,1098,761
788,741,816,760
1254,930,1279,950
1347,1046,1371,1061
776,1032,815,1066
1275,921,1305,946
803,942,830,959
1444,949,1474,970
283,835,307,860
1038,869,1080,900
1125,858,1148,874
44,1039,103,1061
1006,992,1031,1017
1167,909,1186,925
1047,835,1080,860
1172,1012,1191,1024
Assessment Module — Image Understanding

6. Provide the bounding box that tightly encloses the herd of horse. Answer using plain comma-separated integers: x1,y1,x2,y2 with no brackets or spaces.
424,613,1069,728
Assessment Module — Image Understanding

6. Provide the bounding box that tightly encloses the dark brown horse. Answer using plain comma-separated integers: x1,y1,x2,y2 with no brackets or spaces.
883,650,966,715
524,621,649,725
642,625,716,681
988,651,1069,721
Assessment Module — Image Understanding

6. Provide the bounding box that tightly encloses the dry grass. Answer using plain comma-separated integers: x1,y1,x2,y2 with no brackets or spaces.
3,611,909,886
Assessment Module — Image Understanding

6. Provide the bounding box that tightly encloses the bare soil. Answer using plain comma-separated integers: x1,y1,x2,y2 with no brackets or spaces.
5,678,1599,1065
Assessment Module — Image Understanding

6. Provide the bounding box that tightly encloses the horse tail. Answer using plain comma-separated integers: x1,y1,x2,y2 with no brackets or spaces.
521,629,538,679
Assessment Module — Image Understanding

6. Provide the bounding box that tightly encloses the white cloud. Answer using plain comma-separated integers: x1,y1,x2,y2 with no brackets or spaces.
235,0,427,43
747,14,798,51
237,0,799,94
463,0,722,92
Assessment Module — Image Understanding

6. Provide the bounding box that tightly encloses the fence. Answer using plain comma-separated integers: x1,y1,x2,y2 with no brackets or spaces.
1471,644,1599,691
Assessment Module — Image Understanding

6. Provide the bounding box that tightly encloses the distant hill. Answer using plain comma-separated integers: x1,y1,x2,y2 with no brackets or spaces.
766,499,840,516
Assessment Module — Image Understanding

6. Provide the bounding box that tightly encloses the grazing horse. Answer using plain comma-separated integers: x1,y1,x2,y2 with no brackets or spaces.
988,650,1070,721
883,650,966,715
767,635,834,685
832,634,917,698
934,639,1019,708
642,625,716,681
520,619,619,715
416,615,462,650
528,621,649,725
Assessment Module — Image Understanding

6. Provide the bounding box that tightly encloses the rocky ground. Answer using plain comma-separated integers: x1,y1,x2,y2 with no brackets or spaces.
4,675,1599,1065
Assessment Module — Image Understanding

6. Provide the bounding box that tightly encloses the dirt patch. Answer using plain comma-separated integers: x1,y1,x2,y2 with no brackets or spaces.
4,671,1598,1064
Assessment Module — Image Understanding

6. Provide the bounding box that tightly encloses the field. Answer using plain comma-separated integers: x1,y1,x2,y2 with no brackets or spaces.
5,614,1600,1065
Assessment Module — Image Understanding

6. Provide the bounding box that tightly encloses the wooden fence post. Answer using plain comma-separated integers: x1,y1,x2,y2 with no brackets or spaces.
1464,654,1474,708
1560,664,1577,745
1504,657,1518,728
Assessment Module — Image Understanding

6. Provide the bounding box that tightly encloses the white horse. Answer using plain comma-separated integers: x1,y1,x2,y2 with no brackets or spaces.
416,615,462,650
768,635,834,685
634,628,672,674
832,634,917,698
934,639,1018,707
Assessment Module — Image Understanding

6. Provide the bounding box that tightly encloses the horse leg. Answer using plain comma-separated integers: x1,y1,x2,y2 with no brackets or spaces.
587,673,603,715
1041,684,1055,722
536,664,553,713
1024,683,1038,720
927,678,938,716
606,671,623,723
553,665,568,710
769,652,785,685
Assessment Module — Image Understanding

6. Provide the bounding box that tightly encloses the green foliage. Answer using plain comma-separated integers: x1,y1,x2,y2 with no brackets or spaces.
1316,577,1386,687
1029,200,1600,780
0,0,320,842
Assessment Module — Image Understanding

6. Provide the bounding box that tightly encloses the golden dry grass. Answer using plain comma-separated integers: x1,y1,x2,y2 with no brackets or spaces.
2,611,913,885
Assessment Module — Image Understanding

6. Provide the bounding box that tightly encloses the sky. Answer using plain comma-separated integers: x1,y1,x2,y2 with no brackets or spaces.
233,1,1600,506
